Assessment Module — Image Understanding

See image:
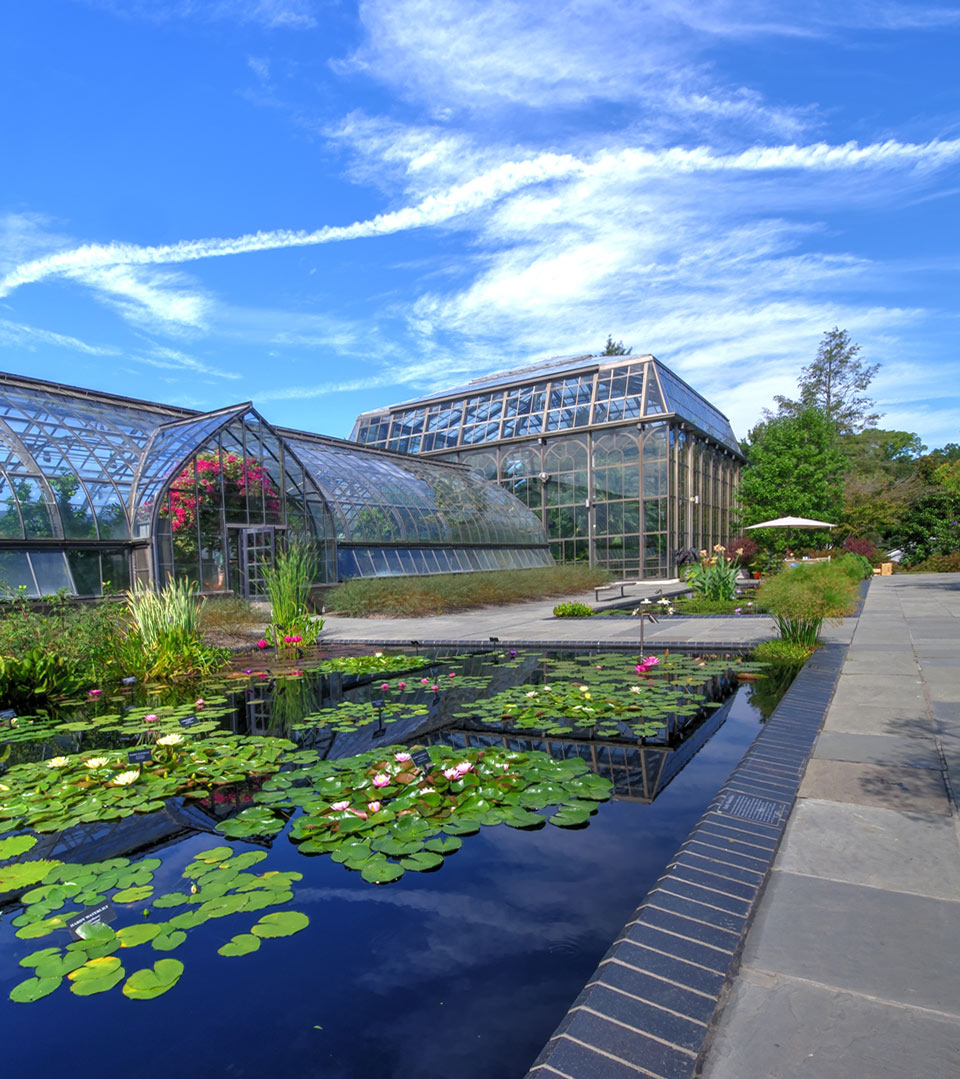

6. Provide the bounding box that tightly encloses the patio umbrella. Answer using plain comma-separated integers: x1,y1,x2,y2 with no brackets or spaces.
745,516,836,529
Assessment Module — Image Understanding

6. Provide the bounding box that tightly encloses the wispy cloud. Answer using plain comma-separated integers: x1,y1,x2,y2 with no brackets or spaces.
130,346,242,380
0,318,121,357
83,0,319,29
3,137,957,302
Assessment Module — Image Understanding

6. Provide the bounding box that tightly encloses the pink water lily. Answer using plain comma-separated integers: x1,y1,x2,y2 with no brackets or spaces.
421,678,429,684
256,639,268,649
431,684,439,692
372,773,390,788
398,682,406,689
331,800,351,811
144,713,158,723
448,672,456,678
394,751,412,763
442,767,459,780
367,800,382,814
195,698,205,709
381,683,390,691
455,761,474,776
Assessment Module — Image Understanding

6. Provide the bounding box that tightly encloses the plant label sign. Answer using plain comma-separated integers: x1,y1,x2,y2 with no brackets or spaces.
121,676,137,685
128,747,153,764
411,749,432,773
67,901,117,939
179,714,199,728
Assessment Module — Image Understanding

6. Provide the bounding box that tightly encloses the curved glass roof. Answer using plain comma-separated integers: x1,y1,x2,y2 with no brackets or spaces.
278,432,548,547
352,354,741,455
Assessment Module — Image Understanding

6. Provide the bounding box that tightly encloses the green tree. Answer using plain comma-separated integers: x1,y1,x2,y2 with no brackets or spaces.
774,327,880,434
740,408,845,549
840,429,925,544
601,336,631,356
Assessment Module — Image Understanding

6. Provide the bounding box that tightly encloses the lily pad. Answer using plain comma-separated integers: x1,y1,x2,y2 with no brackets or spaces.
0,859,63,892
116,924,163,948
0,835,38,860
151,930,187,952
68,956,126,996
399,851,444,872
122,959,184,1000
9,975,62,1003
360,858,405,885
250,911,310,938
217,933,261,957
113,885,154,903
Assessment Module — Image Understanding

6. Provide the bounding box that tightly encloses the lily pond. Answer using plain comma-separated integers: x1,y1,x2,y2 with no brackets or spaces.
0,648,789,1078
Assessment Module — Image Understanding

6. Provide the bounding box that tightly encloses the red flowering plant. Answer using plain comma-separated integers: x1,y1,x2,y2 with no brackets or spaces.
160,453,282,560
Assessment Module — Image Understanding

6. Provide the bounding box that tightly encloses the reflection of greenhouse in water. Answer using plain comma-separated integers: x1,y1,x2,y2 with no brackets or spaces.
352,353,744,579
0,371,551,597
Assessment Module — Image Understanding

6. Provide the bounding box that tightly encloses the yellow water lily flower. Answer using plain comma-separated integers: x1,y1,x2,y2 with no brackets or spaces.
111,770,140,786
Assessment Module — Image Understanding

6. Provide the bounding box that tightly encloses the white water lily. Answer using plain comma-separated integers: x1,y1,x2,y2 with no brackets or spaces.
157,733,184,747
84,757,109,769
111,770,140,786
47,756,70,768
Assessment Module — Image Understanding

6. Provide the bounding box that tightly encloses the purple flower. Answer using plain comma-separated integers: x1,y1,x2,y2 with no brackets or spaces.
88,688,101,698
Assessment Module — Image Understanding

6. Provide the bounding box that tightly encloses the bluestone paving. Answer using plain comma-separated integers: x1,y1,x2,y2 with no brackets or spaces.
797,757,951,814
813,730,942,768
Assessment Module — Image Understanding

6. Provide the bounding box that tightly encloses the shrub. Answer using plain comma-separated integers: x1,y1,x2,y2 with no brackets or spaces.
725,535,759,567
261,542,324,647
843,537,877,562
906,552,960,573
837,552,873,582
756,561,857,646
553,601,595,618
123,579,228,681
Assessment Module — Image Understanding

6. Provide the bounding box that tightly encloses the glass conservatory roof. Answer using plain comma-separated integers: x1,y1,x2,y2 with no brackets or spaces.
0,372,548,551
277,431,547,546
352,355,741,455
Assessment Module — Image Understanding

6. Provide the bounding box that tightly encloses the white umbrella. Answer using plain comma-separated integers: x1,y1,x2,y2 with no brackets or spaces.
745,516,836,530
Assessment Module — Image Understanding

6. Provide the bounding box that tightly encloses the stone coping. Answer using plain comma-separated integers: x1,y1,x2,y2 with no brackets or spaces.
525,641,848,1079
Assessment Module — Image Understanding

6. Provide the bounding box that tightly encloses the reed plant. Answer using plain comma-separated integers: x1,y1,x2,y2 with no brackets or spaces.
261,541,323,647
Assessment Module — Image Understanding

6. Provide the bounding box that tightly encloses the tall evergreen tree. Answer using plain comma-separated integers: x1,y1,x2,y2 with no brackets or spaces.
600,336,631,356
774,327,880,434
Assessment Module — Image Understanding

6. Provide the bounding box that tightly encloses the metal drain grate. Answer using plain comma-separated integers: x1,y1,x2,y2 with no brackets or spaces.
717,791,787,826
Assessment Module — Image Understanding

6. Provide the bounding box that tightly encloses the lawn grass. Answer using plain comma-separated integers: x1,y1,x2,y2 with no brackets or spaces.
323,565,614,617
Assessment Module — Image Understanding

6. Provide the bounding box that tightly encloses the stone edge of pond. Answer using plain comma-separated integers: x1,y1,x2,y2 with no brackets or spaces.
524,639,848,1079
325,638,774,651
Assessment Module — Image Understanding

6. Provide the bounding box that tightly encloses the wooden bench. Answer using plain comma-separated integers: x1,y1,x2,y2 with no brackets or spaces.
594,580,636,602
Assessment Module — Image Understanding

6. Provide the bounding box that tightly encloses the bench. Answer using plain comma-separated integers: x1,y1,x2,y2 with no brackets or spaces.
594,580,636,602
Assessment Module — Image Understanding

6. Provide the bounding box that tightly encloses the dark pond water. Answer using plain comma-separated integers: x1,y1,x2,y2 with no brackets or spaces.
0,651,785,1079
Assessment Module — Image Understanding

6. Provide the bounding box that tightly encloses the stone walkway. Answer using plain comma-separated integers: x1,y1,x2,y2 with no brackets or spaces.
699,573,960,1078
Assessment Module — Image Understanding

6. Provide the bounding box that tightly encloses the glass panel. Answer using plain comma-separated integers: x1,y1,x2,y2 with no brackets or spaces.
67,549,104,596
30,550,73,595
0,549,34,593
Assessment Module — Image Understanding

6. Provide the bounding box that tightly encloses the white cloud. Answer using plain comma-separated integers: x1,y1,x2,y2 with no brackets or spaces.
84,0,319,29
130,346,242,380
0,317,121,357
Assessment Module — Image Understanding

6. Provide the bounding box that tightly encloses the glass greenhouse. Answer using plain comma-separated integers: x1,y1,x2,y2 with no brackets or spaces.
0,372,551,598
352,354,744,579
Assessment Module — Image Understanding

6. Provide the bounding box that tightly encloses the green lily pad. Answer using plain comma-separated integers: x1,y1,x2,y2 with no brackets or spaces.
151,930,187,952
0,859,63,891
360,858,405,885
122,959,184,1000
548,803,594,827
35,952,87,979
113,885,154,903
116,924,163,948
9,975,62,1003
152,892,190,908
0,834,38,860
424,836,462,854
18,946,61,968
399,851,444,872
68,956,126,996
250,911,310,938
217,933,261,957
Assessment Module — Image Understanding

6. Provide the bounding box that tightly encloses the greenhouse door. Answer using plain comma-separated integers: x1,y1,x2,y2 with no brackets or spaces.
233,527,275,598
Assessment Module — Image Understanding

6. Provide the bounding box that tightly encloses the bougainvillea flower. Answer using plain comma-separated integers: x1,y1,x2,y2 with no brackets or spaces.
111,770,140,786
88,688,102,698
84,757,108,768
330,800,351,811
372,773,390,788
144,713,159,723
47,756,70,768
367,800,382,814
394,751,412,762
157,733,183,746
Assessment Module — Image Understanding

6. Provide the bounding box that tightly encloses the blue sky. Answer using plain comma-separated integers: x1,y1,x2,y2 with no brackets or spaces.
1,1,959,448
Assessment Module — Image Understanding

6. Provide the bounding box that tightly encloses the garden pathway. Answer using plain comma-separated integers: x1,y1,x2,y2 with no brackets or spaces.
699,572,960,1078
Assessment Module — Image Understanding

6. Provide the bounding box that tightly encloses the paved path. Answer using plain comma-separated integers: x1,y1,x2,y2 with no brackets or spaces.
321,579,778,650
700,573,960,1078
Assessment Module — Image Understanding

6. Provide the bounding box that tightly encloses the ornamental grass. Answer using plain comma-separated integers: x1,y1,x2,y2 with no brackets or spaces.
756,560,857,646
